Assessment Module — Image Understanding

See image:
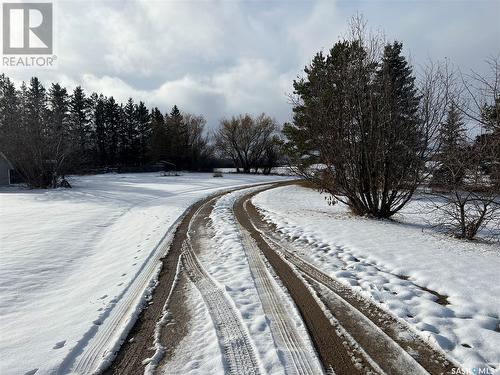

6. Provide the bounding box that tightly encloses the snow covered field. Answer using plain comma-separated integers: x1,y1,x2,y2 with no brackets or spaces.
0,172,288,375
253,185,500,372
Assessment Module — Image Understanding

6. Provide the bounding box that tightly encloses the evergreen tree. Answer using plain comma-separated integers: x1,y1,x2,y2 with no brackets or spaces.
120,98,138,164
135,101,151,165
440,104,466,157
374,41,422,214
104,97,121,165
0,74,19,152
479,98,500,187
91,93,107,166
47,83,71,183
285,39,424,218
149,107,167,161
4,77,60,188
165,105,185,167
26,78,50,187
69,86,92,165
433,103,467,187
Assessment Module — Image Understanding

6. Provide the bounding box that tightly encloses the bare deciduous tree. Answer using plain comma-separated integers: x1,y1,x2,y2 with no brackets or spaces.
215,113,279,173
429,137,499,240
428,57,500,240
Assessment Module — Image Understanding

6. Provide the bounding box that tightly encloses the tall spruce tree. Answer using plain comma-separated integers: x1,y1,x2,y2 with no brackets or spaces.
69,86,92,165
91,93,107,166
26,78,51,187
149,107,167,161
104,97,121,165
373,41,422,216
135,101,151,165
47,83,71,184
121,98,138,164
0,74,19,154
434,103,467,187
165,105,184,167
285,39,424,218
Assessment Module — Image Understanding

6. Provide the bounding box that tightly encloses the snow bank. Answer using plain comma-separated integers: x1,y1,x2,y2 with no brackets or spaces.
253,185,500,371
0,172,287,375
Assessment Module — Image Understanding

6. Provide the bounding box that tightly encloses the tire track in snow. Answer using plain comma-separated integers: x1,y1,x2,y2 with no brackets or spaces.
234,193,368,375
181,240,262,375
243,190,456,375
238,227,323,375
104,181,289,375
180,193,263,375
259,231,429,375
59,211,183,375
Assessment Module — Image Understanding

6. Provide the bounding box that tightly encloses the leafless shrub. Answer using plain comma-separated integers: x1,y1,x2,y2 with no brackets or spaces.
428,57,500,240
215,113,280,174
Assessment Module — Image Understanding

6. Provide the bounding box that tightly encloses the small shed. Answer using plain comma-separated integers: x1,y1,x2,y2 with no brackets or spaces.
0,152,13,186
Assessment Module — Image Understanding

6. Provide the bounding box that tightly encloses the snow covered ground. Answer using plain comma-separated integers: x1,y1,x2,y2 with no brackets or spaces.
0,172,288,375
253,185,500,372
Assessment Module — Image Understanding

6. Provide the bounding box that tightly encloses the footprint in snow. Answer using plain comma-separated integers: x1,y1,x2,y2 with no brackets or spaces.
99,294,108,300
24,369,38,375
117,282,123,286
132,263,137,266
52,340,66,349
121,273,127,277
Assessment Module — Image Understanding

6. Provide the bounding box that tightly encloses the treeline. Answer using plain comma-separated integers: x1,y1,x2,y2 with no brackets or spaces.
0,74,283,188
285,16,499,239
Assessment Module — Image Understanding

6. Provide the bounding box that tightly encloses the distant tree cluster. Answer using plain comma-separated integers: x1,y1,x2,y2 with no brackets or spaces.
284,16,499,239
0,75,213,188
214,113,282,174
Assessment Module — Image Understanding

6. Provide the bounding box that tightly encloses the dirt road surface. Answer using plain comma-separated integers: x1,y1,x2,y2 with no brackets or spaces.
107,182,456,375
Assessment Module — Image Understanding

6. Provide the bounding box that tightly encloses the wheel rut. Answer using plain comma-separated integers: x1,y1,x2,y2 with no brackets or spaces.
236,185,458,375
182,197,262,375
105,183,277,375
238,226,323,375
107,181,457,375
103,195,212,375
234,191,369,375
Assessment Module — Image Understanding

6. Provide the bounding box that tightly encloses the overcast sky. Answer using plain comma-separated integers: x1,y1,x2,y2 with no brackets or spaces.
4,0,500,128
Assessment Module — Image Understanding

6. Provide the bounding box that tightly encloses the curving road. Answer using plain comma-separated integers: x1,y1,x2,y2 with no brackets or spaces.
106,182,457,375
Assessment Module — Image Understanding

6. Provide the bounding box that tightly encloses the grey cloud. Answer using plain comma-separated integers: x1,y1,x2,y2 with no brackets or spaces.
4,0,498,129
